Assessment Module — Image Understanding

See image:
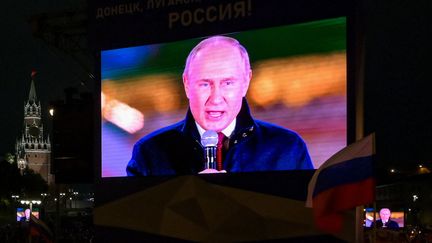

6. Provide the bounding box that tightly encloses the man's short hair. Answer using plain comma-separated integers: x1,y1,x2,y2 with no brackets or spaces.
183,35,251,78
380,208,391,213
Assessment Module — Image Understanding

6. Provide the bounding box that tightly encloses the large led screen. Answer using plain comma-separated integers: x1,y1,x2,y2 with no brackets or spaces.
101,17,347,177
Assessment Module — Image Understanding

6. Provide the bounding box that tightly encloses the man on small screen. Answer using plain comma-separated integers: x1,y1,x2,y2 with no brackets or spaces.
371,208,399,230
126,35,313,176
24,208,31,222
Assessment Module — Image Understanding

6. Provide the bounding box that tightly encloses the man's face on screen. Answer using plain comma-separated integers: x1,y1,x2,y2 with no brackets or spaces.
379,208,391,222
184,43,250,132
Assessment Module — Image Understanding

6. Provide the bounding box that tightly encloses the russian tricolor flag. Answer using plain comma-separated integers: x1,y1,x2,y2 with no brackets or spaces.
306,134,375,233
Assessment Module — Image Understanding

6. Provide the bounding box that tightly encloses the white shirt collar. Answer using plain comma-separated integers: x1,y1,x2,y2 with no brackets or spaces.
196,119,236,138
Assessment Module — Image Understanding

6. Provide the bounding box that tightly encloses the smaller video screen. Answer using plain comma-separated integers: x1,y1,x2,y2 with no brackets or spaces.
16,207,40,222
364,208,404,229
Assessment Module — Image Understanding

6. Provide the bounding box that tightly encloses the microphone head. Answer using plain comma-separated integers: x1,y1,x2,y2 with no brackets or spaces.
201,130,218,147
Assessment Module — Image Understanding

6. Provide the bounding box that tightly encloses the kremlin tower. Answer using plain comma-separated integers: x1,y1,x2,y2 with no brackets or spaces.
15,71,53,184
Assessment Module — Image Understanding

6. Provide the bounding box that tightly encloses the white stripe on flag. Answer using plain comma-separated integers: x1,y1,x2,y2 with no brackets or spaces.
305,133,375,208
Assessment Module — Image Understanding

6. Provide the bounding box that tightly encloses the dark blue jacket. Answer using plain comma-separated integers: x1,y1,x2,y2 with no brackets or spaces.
370,219,399,230
126,99,313,176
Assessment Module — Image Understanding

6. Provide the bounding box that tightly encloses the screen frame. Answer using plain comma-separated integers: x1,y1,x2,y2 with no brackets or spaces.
93,1,362,188
91,2,365,241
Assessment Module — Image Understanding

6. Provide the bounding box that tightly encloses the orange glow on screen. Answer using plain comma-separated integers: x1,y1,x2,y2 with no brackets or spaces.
102,92,144,134
249,52,345,107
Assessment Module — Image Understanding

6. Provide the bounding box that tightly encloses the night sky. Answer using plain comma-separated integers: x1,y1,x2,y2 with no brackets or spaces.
0,0,89,156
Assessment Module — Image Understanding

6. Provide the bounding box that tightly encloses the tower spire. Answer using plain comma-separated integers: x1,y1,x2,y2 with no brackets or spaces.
28,79,37,104
29,71,37,104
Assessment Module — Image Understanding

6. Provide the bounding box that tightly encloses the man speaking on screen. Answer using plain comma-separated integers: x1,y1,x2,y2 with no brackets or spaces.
126,35,313,176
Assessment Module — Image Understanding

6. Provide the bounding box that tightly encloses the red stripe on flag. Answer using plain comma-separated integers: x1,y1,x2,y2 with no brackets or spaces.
312,177,375,233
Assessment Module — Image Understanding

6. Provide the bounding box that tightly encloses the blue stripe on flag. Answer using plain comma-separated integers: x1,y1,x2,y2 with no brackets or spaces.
313,155,373,197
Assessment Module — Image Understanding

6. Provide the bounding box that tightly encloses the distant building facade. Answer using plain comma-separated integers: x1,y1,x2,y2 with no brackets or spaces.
16,75,53,184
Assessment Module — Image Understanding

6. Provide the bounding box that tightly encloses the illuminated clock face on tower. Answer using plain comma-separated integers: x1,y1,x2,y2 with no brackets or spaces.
29,125,40,137
17,158,26,169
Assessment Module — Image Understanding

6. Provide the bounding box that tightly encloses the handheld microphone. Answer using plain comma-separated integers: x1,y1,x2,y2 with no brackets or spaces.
201,130,218,170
